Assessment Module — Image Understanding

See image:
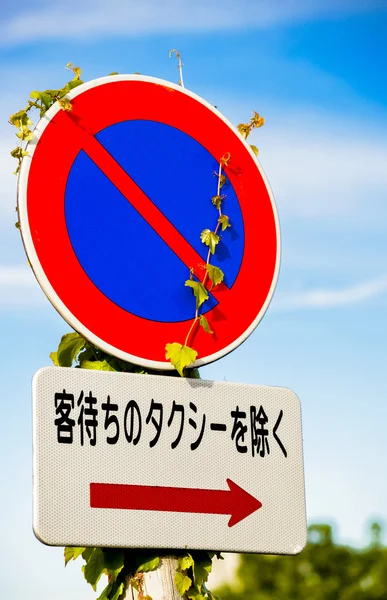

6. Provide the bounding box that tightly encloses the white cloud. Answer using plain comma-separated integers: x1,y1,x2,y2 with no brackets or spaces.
0,0,384,45
244,104,387,221
0,265,46,308
273,276,387,311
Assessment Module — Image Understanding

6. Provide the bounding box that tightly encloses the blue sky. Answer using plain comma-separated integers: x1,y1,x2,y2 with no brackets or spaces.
1,1,387,598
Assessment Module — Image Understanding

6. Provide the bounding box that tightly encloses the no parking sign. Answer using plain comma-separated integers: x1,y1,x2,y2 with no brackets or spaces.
18,75,280,369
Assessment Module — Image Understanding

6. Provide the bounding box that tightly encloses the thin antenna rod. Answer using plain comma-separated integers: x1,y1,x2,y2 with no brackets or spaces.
169,49,185,88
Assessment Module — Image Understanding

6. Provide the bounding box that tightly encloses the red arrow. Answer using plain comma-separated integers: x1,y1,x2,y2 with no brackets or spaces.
90,479,262,527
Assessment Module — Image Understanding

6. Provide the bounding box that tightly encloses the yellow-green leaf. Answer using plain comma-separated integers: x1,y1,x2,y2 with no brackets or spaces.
205,264,224,288
250,111,265,128
56,332,87,367
81,360,116,371
165,343,198,377
50,351,59,366
199,315,213,334
218,215,231,231
64,546,86,566
136,556,160,573
178,554,194,571
237,123,250,138
30,90,53,109
185,280,208,310
84,548,106,589
211,195,223,209
200,229,220,255
175,571,192,596
58,97,72,112
66,62,82,80
250,144,259,156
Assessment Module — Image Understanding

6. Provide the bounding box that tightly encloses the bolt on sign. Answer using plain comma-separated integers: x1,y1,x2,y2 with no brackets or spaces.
33,368,306,554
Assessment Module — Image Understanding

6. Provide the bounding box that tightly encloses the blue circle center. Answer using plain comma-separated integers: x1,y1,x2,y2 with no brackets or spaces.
65,120,244,323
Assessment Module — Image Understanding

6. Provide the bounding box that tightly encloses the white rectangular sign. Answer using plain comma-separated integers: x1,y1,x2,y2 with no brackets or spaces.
33,367,306,554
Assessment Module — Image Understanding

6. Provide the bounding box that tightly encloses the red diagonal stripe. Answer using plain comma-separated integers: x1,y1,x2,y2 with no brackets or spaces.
64,115,228,290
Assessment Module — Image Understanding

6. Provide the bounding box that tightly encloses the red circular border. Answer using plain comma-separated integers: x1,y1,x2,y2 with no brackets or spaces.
25,79,278,365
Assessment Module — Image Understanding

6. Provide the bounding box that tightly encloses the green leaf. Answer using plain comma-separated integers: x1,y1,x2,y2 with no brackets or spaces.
165,343,198,377
186,367,201,379
9,110,27,126
64,546,86,566
77,345,95,363
81,360,116,371
50,351,59,366
211,195,223,209
110,583,125,600
58,97,72,111
199,315,213,334
61,79,84,95
178,553,194,571
10,146,28,159
218,215,231,232
16,127,34,141
175,571,192,596
65,62,82,80
200,229,220,255
109,72,119,76
30,90,53,109
44,89,60,97
205,264,224,288
103,549,125,572
185,280,209,310
202,583,219,600
97,582,113,600
82,547,94,561
237,123,250,138
136,555,160,572
250,144,259,156
56,332,87,367
84,548,106,589
219,174,227,189
193,555,212,587
186,586,202,600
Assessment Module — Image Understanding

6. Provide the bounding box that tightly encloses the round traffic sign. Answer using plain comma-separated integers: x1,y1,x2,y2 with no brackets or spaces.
18,75,280,370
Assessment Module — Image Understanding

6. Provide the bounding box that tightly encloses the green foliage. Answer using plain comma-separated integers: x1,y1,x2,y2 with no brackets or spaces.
53,332,87,367
175,551,217,600
237,111,264,141
175,571,193,595
215,522,387,600
84,548,107,589
65,547,219,600
199,314,213,334
185,280,209,310
217,215,230,231
205,264,224,288
80,359,116,371
211,195,223,209
200,229,220,255
165,342,198,376
64,546,86,566
250,144,259,156
9,63,85,174
135,554,160,572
